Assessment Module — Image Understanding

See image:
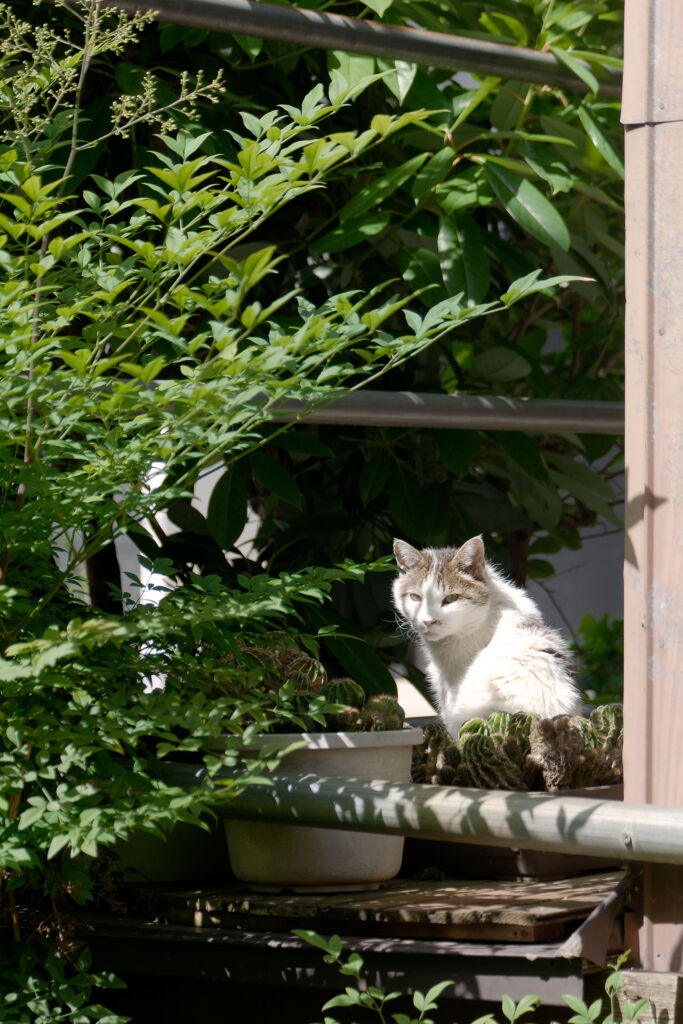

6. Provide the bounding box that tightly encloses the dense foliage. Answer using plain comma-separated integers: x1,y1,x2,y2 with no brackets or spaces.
117,0,626,693
0,0,624,1016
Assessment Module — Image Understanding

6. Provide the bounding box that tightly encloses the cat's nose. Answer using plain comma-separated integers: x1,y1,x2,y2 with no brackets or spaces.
423,618,440,627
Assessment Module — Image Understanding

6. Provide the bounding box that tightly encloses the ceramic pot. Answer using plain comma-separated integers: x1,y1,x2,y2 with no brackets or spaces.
225,727,422,892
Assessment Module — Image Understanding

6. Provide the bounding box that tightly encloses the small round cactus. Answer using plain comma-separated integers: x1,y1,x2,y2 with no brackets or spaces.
457,718,489,740
326,705,363,732
528,715,587,791
284,650,327,695
361,694,405,732
322,677,366,708
460,732,526,790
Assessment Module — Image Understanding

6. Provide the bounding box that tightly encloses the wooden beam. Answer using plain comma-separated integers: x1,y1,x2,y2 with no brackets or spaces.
623,0,683,973
617,971,683,1024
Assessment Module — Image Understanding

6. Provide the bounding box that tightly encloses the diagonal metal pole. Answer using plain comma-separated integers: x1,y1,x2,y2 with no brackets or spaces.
268,391,625,434
115,0,621,97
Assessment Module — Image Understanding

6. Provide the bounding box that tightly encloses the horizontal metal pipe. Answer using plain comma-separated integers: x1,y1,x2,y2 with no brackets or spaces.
269,391,625,434
221,774,683,865
116,0,622,97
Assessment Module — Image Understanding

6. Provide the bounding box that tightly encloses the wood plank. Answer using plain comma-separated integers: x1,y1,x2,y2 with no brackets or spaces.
617,970,683,1024
623,0,683,973
133,871,623,944
622,3,683,123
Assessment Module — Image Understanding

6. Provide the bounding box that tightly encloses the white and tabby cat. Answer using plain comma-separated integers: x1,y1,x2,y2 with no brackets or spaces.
392,535,582,737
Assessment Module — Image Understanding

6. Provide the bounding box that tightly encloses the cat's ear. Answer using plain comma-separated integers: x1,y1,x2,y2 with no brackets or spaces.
393,539,422,572
455,536,486,580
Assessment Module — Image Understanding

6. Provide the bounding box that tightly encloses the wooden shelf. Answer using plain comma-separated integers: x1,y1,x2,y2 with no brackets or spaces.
129,870,624,945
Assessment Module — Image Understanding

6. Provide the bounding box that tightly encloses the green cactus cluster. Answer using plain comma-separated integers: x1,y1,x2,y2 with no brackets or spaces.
322,681,406,733
226,640,406,733
412,704,624,792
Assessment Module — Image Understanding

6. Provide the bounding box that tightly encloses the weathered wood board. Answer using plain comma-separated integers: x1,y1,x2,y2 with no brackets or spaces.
133,870,624,943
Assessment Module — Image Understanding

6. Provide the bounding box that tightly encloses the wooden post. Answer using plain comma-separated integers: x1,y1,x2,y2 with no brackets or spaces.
622,0,683,974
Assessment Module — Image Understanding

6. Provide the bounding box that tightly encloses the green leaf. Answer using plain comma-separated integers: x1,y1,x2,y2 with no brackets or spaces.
545,452,616,499
233,34,264,61
411,147,455,200
423,980,454,1006
339,153,429,222
438,213,490,305
328,51,376,103
563,994,593,1018
395,247,447,306
166,498,210,536
502,994,517,1021
483,163,571,251
548,469,621,527
527,558,555,579
250,450,302,509
490,80,525,132
471,347,531,383
206,465,248,550
513,994,542,1018
549,47,599,95
292,929,339,954
435,430,479,478
489,432,549,483
380,60,417,104
47,834,70,860
522,140,574,195
359,452,390,506
506,461,564,532
500,268,592,305
308,607,396,697
576,107,624,179
310,211,391,256
452,76,501,130
114,62,146,94
363,0,394,14
389,465,449,544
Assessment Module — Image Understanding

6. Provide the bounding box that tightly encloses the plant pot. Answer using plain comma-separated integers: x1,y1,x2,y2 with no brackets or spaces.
224,727,422,892
115,762,229,884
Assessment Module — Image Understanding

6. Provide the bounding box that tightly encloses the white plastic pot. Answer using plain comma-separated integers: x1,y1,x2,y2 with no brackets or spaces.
224,727,422,891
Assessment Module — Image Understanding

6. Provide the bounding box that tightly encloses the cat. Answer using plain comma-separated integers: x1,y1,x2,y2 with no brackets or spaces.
392,535,582,737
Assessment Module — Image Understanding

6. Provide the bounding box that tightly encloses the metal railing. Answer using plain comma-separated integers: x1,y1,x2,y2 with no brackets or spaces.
271,391,625,434
115,0,622,97
222,774,681,865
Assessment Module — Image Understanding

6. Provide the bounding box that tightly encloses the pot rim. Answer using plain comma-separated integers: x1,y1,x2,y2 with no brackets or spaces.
241,725,423,751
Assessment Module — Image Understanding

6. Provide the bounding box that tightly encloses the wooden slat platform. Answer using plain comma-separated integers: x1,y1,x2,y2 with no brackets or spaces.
132,870,624,943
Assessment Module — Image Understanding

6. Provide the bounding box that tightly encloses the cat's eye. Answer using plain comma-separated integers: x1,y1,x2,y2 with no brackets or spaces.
408,593,422,602
442,593,460,605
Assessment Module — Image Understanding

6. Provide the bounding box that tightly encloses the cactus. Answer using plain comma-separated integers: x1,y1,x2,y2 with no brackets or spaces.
360,694,405,732
411,721,452,784
487,711,512,734
326,705,363,732
460,732,526,790
457,718,489,740
590,703,623,748
284,650,327,695
412,705,624,792
528,715,586,791
322,677,366,708
236,637,327,696
589,704,623,785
